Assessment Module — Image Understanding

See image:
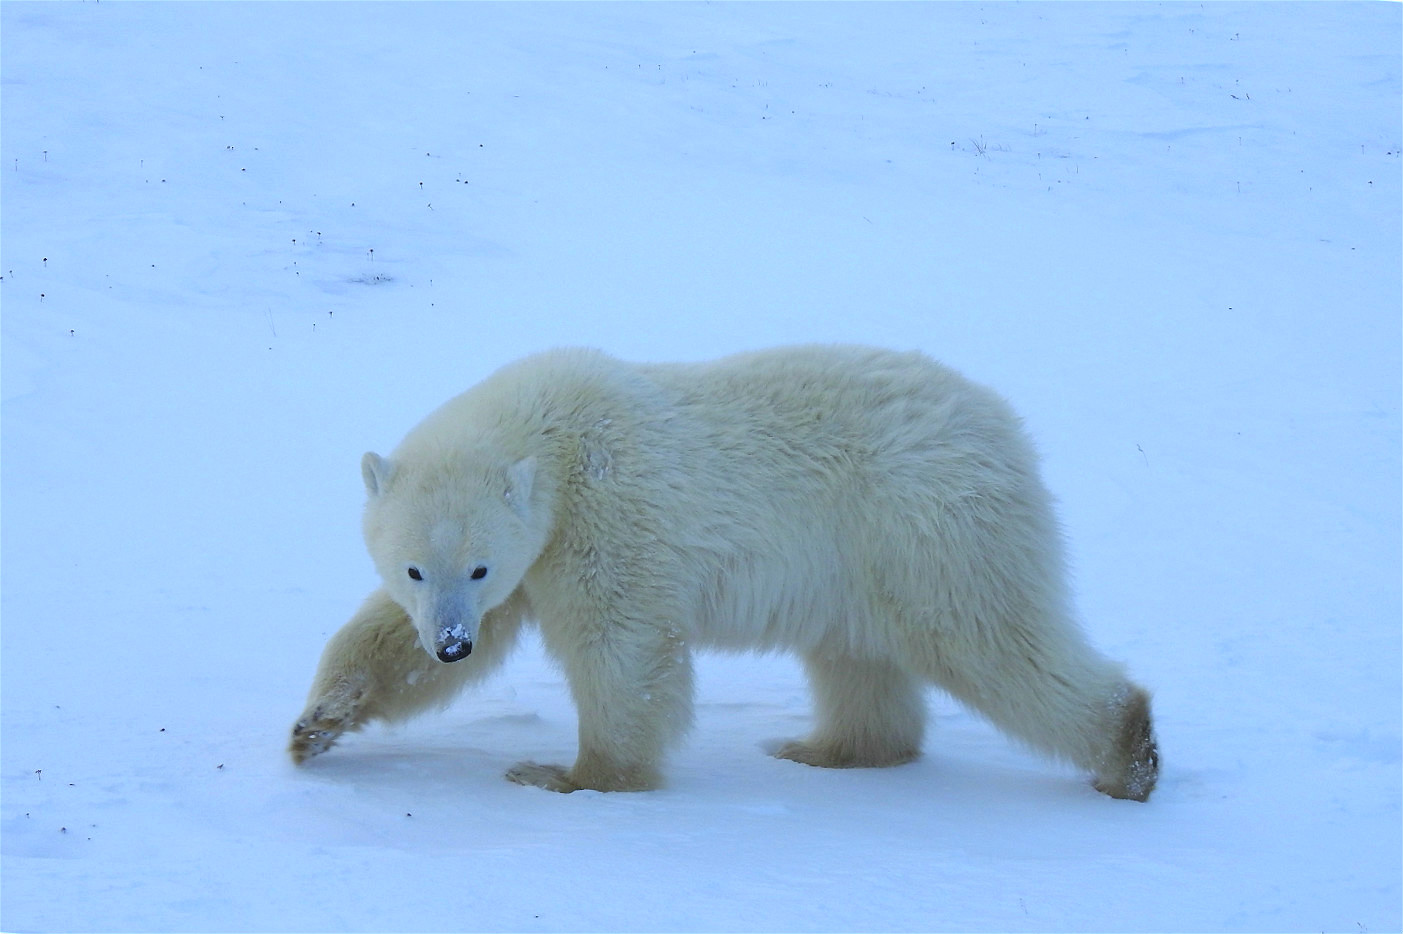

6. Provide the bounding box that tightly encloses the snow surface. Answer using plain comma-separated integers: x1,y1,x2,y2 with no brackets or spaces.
2,2,1400,932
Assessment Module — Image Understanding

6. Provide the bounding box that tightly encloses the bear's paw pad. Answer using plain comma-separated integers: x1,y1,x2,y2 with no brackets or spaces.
289,699,362,764
289,718,343,764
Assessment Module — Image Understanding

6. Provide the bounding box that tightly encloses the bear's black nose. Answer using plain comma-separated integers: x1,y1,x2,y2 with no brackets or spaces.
436,640,472,663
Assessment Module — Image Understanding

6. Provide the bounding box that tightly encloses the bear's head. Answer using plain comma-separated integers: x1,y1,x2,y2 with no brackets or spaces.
360,445,547,663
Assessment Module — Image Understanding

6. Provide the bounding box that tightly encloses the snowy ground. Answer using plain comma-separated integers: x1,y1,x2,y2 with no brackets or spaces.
2,3,1399,932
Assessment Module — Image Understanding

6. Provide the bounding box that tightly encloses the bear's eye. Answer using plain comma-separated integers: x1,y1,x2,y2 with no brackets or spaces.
407,567,423,581
470,566,488,580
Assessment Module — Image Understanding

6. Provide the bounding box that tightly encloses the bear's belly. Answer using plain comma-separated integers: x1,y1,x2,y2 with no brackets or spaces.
686,553,888,655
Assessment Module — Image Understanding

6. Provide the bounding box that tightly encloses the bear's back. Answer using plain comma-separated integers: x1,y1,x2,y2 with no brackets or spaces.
646,345,1034,491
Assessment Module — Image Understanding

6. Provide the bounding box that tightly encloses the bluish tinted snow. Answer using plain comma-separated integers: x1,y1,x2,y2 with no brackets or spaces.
2,3,1399,932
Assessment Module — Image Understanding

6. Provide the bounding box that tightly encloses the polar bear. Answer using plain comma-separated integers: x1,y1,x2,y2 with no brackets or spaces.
290,346,1158,801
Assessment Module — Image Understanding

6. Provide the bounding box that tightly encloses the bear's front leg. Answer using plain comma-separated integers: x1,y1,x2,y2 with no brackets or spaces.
510,617,694,792
291,591,404,763
290,587,525,763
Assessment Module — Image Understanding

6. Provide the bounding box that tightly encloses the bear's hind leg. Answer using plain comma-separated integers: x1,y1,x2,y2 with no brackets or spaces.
1091,683,1159,802
777,652,925,768
917,623,1159,801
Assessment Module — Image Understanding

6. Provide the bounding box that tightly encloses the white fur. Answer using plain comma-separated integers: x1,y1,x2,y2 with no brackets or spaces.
291,346,1158,800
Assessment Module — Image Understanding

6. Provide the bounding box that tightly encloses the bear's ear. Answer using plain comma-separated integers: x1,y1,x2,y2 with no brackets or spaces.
504,456,536,517
362,452,394,497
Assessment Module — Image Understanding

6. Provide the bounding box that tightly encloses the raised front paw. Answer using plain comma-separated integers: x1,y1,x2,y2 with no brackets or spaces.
504,762,580,793
288,677,369,764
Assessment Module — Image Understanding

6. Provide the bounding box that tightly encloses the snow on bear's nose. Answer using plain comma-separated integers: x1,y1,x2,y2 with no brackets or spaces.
435,636,472,663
